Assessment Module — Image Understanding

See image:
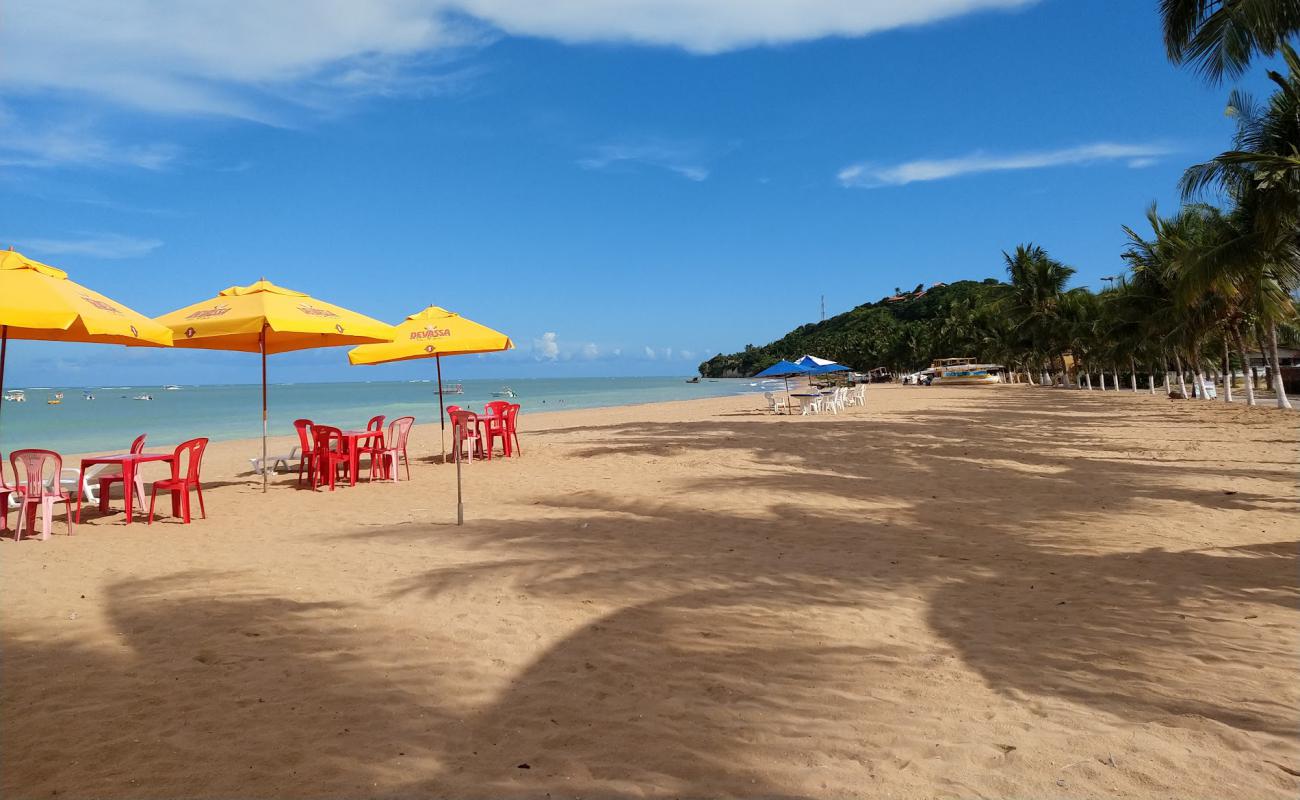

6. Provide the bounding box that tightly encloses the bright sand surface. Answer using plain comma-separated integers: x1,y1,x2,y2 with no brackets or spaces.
2,384,1297,799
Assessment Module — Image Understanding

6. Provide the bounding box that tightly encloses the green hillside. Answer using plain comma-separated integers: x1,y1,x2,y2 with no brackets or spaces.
698,279,1009,377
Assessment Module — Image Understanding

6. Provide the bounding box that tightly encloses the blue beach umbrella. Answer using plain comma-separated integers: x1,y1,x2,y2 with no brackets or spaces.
754,359,812,413
797,355,850,374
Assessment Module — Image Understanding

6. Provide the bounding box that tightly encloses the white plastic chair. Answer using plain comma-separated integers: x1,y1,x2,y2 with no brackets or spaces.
849,385,866,406
58,464,146,510
764,392,789,415
801,395,824,416
249,446,301,475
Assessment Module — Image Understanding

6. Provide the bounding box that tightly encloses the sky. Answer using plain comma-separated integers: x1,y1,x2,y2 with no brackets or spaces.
0,0,1285,385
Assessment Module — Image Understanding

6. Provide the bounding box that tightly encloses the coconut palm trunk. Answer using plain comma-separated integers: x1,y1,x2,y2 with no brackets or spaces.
1129,357,1138,392
1266,322,1293,409
1175,353,1189,397
1232,329,1255,406
1222,339,1233,403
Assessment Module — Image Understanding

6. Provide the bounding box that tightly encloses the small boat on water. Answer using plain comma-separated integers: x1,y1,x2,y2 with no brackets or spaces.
3,389,26,402
83,391,95,400
163,385,182,391
492,386,517,398
686,377,700,383
928,357,1005,386
133,394,154,401
47,392,63,405
447,383,464,395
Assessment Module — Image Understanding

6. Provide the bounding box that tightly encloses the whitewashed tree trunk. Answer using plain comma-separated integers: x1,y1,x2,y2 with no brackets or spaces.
1175,354,1189,398
1083,372,1092,390
1130,358,1138,392
1233,330,1256,407
1266,323,1293,410
1222,340,1233,403
1148,372,1155,394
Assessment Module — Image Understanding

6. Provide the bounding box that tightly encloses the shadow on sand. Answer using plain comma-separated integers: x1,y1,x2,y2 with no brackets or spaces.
3,390,1296,797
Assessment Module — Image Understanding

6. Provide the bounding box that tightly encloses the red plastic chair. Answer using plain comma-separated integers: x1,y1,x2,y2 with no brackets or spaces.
360,415,386,479
10,449,76,540
293,419,317,486
505,403,522,457
478,401,511,460
0,457,12,533
97,433,147,512
376,416,415,481
310,425,350,491
148,438,208,524
449,410,482,463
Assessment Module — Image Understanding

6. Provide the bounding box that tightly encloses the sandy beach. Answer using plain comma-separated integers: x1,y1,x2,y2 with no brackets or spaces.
2,384,1297,799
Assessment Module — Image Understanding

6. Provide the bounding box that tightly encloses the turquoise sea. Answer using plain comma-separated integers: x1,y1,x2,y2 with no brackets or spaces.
0,377,765,455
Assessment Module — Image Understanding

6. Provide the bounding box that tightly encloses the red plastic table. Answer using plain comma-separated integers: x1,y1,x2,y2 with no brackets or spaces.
77,453,174,524
475,413,512,458
339,430,383,486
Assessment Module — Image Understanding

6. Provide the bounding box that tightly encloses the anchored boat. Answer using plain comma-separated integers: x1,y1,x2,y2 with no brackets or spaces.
929,357,1005,386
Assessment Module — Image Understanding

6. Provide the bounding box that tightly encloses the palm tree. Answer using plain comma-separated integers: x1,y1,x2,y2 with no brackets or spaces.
1001,244,1076,384
1181,43,1300,407
1161,0,1300,82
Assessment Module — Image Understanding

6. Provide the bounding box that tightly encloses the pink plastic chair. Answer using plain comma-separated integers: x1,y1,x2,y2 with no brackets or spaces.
504,403,522,457
10,449,75,541
96,433,148,513
375,416,415,481
449,410,482,463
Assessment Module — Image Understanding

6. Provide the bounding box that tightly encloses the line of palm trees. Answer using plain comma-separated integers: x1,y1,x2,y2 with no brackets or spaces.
990,4,1298,408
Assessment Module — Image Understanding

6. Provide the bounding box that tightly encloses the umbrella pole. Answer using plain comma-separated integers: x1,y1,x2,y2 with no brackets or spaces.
0,326,7,448
260,324,268,494
783,375,792,415
436,354,446,462
455,420,464,526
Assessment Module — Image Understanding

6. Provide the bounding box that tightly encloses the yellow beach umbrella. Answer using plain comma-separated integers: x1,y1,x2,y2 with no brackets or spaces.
155,279,396,491
0,248,174,443
348,305,513,525
348,304,513,447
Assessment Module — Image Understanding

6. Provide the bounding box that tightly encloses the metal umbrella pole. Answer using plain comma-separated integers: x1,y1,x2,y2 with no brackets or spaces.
455,416,464,526
260,323,269,494
436,354,446,462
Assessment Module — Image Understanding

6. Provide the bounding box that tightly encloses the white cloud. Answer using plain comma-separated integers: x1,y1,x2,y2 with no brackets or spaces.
533,331,560,360
580,343,600,360
643,346,657,360
2,1,1037,118
679,349,695,360
578,143,709,182
838,142,1172,188
0,109,180,170
18,233,163,259
461,0,1037,54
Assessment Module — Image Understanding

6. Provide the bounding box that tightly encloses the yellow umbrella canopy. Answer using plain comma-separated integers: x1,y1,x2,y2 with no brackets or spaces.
347,305,513,365
157,279,395,353
0,248,174,346
1,248,174,447
154,279,397,492
348,306,512,521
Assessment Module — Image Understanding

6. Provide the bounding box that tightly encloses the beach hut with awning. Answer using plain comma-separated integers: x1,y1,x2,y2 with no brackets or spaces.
153,279,396,492
0,248,174,445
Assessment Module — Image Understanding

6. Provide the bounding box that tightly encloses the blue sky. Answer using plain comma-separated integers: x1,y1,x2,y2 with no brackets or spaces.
0,0,1283,384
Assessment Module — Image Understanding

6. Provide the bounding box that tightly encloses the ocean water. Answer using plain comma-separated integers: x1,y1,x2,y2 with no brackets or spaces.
0,377,766,455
